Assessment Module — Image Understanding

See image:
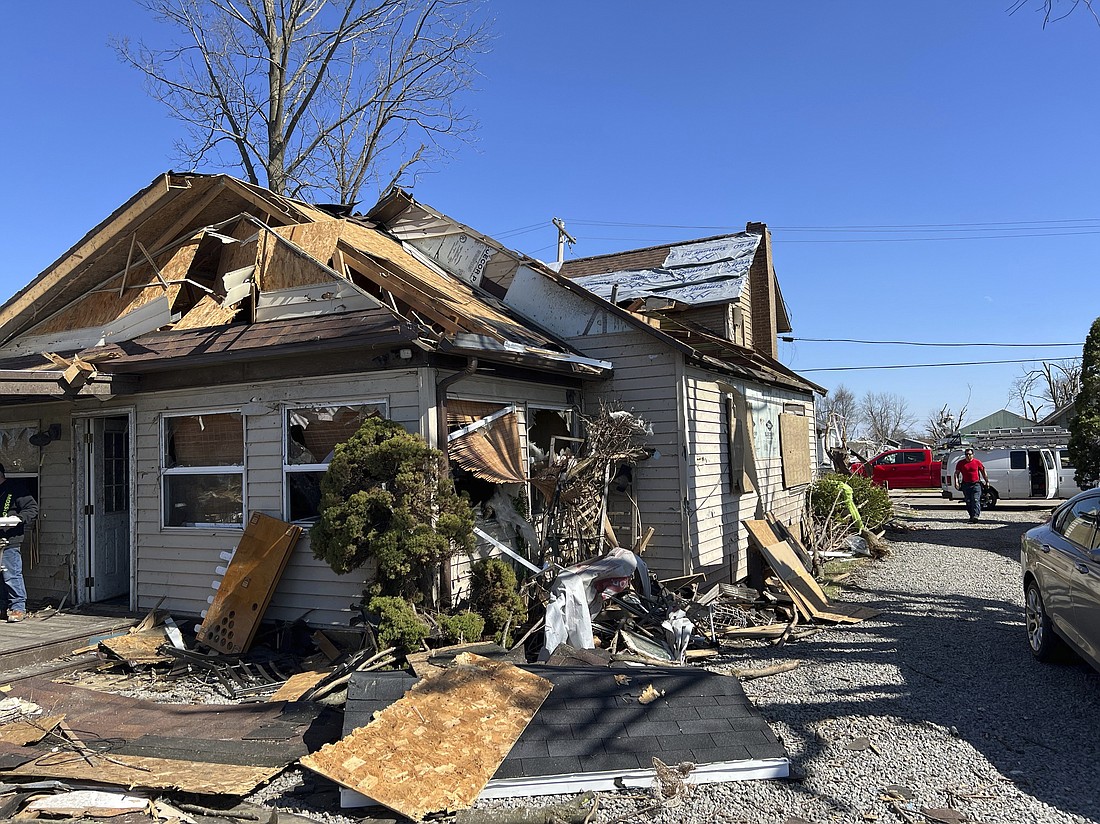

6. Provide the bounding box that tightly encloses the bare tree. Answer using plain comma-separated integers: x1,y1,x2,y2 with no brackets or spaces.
860,391,915,446
1010,360,1082,421
817,384,861,446
924,401,968,443
114,0,490,203
1008,0,1099,27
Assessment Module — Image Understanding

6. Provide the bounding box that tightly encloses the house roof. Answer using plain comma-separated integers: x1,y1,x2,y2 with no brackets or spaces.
0,173,611,400
960,409,1034,433
368,191,821,396
559,230,792,333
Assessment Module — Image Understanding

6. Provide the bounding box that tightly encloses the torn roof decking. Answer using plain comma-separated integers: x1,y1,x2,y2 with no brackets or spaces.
0,173,605,385
0,174,331,345
559,231,792,333
341,664,787,805
369,190,818,396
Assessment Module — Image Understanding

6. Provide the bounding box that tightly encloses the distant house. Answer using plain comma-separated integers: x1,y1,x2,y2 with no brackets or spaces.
960,409,1034,433
1040,402,1076,430
0,173,821,624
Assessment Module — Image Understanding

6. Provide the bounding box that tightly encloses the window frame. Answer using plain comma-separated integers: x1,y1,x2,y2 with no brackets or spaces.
281,399,389,525
160,409,246,530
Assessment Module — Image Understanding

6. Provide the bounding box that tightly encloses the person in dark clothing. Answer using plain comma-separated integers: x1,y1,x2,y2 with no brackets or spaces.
0,463,39,622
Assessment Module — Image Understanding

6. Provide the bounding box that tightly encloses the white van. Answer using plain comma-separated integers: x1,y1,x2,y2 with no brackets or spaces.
1055,447,1088,498
940,447,1059,508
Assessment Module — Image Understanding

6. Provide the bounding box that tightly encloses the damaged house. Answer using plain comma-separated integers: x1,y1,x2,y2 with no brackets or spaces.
0,172,821,626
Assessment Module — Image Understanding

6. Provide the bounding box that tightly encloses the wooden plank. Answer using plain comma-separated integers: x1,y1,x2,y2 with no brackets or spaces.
744,519,879,624
300,653,552,821
196,513,302,654
269,670,330,702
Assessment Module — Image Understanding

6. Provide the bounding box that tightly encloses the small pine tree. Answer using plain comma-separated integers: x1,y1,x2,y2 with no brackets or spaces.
310,417,475,600
1068,316,1100,489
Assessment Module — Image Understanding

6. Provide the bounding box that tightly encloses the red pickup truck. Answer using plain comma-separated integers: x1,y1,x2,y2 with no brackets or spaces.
850,448,942,489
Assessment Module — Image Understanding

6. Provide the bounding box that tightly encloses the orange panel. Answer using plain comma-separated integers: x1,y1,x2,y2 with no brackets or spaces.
197,512,302,654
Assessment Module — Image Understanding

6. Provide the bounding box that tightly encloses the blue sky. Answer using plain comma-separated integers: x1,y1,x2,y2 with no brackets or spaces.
2,2,1098,431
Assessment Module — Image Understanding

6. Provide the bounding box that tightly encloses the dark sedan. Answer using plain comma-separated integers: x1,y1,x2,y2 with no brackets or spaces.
1020,488,1100,673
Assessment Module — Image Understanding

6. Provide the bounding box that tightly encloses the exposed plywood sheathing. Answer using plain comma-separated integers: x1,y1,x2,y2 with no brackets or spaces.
258,225,345,292
0,714,64,745
28,238,198,336
779,412,811,487
272,221,343,269
173,294,241,331
196,513,303,654
301,653,552,821
99,630,171,665
338,222,546,346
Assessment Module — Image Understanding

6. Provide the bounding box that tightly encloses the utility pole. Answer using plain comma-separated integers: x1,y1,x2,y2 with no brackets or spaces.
552,217,576,265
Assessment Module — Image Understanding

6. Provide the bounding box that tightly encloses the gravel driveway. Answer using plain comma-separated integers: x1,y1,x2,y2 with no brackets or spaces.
456,491,1100,824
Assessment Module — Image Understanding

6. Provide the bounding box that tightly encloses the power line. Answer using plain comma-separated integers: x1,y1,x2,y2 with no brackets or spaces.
801,356,1082,373
564,217,1100,231
782,337,1084,348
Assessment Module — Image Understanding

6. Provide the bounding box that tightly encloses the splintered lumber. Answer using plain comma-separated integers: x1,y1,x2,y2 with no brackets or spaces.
743,519,880,624
300,653,552,821
196,513,302,654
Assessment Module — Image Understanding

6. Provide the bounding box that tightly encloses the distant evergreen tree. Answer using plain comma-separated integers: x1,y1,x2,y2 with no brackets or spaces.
1068,316,1100,489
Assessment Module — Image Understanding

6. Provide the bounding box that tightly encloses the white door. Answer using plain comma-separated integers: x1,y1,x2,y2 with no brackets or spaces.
78,415,132,603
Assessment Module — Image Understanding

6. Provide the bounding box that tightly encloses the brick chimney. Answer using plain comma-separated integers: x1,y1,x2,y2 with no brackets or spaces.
745,221,778,360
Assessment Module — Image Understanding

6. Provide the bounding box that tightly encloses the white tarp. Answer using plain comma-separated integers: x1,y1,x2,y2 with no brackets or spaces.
571,233,760,306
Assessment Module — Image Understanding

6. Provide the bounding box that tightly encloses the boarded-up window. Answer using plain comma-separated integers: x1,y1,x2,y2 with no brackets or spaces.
725,392,756,493
162,412,244,528
779,412,811,488
284,403,387,522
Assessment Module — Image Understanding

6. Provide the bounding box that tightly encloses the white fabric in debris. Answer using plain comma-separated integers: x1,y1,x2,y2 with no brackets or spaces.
541,547,642,657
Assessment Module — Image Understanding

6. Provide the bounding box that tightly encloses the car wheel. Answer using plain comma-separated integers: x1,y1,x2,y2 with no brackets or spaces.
981,487,998,509
1025,580,1062,661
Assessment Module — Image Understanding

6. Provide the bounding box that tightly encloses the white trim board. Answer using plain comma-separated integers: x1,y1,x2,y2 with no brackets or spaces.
340,756,789,807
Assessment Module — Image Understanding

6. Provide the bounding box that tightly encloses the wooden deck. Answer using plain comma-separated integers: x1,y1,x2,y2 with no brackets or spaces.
0,610,139,674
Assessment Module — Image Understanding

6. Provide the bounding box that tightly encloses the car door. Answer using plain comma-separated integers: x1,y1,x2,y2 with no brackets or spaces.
1066,493,1100,666
1043,493,1100,652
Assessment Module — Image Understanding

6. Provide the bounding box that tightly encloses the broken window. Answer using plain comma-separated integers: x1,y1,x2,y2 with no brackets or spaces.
0,424,41,500
284,402,386,522
162,412,244,527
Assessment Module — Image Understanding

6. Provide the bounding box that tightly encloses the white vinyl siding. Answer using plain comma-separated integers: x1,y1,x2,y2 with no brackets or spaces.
570,330,686,578
684,369,816,582
130,371,424,626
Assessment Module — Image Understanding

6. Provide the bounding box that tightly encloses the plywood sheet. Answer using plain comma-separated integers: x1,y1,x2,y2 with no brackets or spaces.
100,630,170,665
174,294,241,330
257,229,343,292
9,752,280,794
0,714,64,745
779,413,811,487
269,670,329,702
273,221,344,268
196,513,302,654
301,653,552,821
29,239,197,335
744,519,879,624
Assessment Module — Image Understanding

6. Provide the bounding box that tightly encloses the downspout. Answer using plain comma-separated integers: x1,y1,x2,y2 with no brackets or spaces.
433,357,478,611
